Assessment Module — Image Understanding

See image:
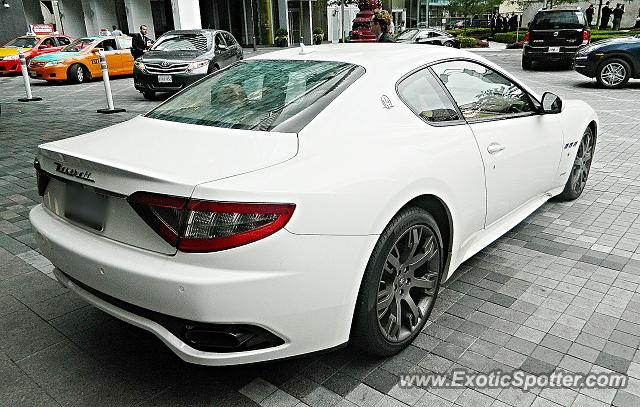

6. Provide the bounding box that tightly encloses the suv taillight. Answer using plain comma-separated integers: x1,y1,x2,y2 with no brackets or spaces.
523,32,530,44
583,31,589,44
128,192,295,252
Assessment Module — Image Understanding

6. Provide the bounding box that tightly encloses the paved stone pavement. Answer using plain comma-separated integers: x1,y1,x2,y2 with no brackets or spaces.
1,48,640,407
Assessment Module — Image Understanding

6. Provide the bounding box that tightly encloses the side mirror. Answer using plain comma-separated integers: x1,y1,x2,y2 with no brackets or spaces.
38,44,48,50
541,92,562,114
217,43,228,51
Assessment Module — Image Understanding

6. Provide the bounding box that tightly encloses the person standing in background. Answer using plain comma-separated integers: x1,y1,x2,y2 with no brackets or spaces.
131,25,154,59
495,14,503,33
600,2,613,29
370,9,396,42
111,25,123,36
612,4,625,30
586,4,595,27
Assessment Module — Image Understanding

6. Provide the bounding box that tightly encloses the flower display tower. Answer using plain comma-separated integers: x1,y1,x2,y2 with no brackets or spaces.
348,0,382,42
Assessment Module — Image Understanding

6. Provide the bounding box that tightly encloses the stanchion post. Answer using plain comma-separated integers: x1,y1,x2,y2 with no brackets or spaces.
96,49,126,114
18,47,42,102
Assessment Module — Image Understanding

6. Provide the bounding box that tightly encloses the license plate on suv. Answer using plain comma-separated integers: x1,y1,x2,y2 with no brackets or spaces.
64,182,107,231
548,47,560,53
158,75,172,83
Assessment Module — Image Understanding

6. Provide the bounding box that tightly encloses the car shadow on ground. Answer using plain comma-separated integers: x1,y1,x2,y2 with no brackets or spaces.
573,81,640,89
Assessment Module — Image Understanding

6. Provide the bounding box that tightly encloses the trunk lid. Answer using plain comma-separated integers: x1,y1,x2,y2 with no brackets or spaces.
530,29,584,47
37,116,298,254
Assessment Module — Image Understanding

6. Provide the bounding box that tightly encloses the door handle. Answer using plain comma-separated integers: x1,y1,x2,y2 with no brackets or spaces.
487,143,505,154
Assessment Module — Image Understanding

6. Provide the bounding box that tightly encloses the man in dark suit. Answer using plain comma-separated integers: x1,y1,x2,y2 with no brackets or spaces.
131,25,154,59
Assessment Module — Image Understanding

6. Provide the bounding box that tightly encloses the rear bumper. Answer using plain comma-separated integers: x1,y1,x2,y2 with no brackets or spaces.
523,44,582,61
134,71,206,93
0,59,21,74
30,204,376,365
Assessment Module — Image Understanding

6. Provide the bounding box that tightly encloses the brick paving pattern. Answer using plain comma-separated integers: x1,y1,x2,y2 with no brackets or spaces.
1,49,640,406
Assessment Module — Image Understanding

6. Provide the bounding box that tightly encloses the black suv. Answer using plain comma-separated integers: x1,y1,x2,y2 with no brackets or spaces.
522,8,590,70
134,29,242,99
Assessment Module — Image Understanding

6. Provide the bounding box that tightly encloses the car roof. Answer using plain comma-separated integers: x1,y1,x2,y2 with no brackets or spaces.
164,29,224,35
537,7,581,13
250,43,465,77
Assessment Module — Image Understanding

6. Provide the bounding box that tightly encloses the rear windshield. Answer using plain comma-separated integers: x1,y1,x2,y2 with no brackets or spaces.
530,11,584,29
152,33,212,52
4,37,38,48
146,59,364,132
62,38,95,52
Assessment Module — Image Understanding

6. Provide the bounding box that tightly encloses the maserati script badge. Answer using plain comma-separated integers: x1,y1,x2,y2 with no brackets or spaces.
54,162,95,183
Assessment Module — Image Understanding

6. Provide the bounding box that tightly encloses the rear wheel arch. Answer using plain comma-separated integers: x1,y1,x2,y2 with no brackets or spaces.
400,195,453,274
588,120,598,144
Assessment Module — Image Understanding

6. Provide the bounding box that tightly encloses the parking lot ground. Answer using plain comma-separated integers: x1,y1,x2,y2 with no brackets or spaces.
1,48,640,407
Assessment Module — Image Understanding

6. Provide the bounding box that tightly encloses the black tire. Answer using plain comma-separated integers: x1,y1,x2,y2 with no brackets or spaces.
68,64,85,84
142,91,156,100
522,56,533,70
443,41,455,48
351,207,444,356
207,64,219,75
596,58,631,88
557,126,595,201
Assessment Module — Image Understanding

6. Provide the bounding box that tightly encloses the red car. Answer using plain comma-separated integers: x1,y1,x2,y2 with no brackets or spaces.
0,34,73,74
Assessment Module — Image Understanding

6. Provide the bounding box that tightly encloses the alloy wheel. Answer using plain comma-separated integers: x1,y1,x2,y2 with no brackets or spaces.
600,62,626,87
570,129,594,195
376,225,440,343
77,68,84,83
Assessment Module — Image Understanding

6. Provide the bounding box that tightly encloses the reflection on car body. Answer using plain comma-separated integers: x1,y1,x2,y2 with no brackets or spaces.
133,29,243,100
27,36,134,83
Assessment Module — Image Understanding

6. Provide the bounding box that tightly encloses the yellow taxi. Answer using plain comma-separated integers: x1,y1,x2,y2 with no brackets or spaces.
28,36,134,83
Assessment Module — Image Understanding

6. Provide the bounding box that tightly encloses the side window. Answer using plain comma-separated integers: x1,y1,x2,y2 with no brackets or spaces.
99,39,117,51
216,34,226,48
223,32,236,46
42,38,56,47
430,60,534,120
56,37,71,46
397,69,462,124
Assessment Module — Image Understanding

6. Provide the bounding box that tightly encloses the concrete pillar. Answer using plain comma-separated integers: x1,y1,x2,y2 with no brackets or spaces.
91,0,118,33
171,0,202,29
303,0,311,45
56,0,86,38
124,0,154,36
22,0,45,26
80,0,95,35
277,0,288,31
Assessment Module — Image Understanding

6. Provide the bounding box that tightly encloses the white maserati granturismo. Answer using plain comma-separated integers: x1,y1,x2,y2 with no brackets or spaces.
30,43,597,365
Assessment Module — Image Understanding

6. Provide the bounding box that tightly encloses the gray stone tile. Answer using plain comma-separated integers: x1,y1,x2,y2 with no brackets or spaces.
594,352,632,374
0,308,65,360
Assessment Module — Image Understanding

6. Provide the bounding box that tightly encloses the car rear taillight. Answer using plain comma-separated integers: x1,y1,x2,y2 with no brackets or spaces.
128,192,187,246
523,32,530,44
582,31,589,44
128,192,295,252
